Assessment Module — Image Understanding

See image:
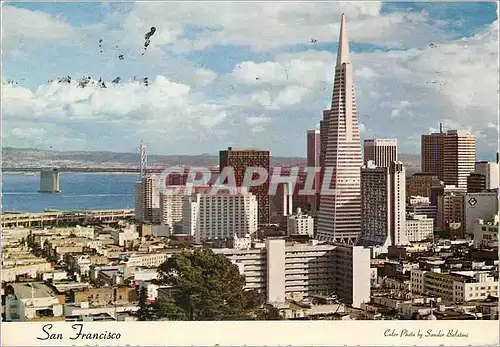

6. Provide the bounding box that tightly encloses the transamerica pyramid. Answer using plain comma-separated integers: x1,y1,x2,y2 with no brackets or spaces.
317,13,363,245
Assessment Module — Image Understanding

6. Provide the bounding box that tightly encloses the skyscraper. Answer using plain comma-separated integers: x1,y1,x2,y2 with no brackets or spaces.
307,129,321,213
421,126,476,189
135,175,161,224
219,147,270,224
359,161,408,247
421,123,445,180
363,139,398,167
442,130,476,189
317,14,363,244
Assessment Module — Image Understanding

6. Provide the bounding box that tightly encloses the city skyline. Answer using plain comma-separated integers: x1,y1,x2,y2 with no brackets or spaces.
1,2,498,160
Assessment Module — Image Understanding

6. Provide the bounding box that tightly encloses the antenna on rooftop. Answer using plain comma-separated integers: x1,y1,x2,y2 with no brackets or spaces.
140,141,147,178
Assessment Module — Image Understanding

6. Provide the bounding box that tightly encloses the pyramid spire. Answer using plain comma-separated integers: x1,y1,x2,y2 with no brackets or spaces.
336,13,351,66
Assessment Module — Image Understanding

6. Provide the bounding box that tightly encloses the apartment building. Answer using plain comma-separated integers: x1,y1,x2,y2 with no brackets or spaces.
410,269,498,302
219,147,270,224
287,208,314,237
182,187,258,243
405,214,434,242
214,238,371,308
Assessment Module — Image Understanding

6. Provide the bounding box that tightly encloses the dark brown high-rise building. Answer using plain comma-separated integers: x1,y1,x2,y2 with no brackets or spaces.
421,125,476,189
467,173,486,193
406,173,443,200
421,124,445,180
219,147,270,224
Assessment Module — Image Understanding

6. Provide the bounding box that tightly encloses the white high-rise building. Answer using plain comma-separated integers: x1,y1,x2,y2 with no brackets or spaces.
287,208,314,237
159,185,185,234
359,161,408,246
317,14,363,245
182,187,258,243
135,175,161,224
474,161,499,190
214,238,371,308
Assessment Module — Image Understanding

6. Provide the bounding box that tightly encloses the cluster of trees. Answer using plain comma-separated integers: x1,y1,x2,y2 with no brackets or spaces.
136,248,281,321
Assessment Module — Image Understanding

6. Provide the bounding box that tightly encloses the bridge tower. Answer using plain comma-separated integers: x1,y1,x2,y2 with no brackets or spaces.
140,141,147,178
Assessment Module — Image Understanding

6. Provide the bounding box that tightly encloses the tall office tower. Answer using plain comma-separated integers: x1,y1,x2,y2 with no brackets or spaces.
134,175,161,224
406,173,443,200
307,129,321,213
219,147,270,224
363,139,398,167
421,127,476,189
39,168,61,193
421,123,445,180
443,130,476,189
317,14,363,244
474,161,499,190
359,161,407,247
182,187,258,243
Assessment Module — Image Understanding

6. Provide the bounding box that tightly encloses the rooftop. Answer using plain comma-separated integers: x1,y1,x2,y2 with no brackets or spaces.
9,282,57,299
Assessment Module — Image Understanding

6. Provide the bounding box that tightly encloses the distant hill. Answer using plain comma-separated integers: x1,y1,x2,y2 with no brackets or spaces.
2,147,420,173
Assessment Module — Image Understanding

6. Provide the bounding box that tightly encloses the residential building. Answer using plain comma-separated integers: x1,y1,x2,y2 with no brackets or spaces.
182,187,258,243
359,161,408,247
214,238,371,308
135,175,161,224
464,191,499,234
159,185,185,233
405,214,434,242
474,161,499,190
410,269,499,302
287,208,314,237
219,147,270,224
317,14,363,245
473,214,499,248
363,139,397,167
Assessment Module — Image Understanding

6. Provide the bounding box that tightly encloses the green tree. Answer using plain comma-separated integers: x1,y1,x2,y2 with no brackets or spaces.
135,286,157,321
157,248,265,320
153,296,187,321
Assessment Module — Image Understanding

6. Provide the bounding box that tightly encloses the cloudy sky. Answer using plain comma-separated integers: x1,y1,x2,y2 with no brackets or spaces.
1,1,498,159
